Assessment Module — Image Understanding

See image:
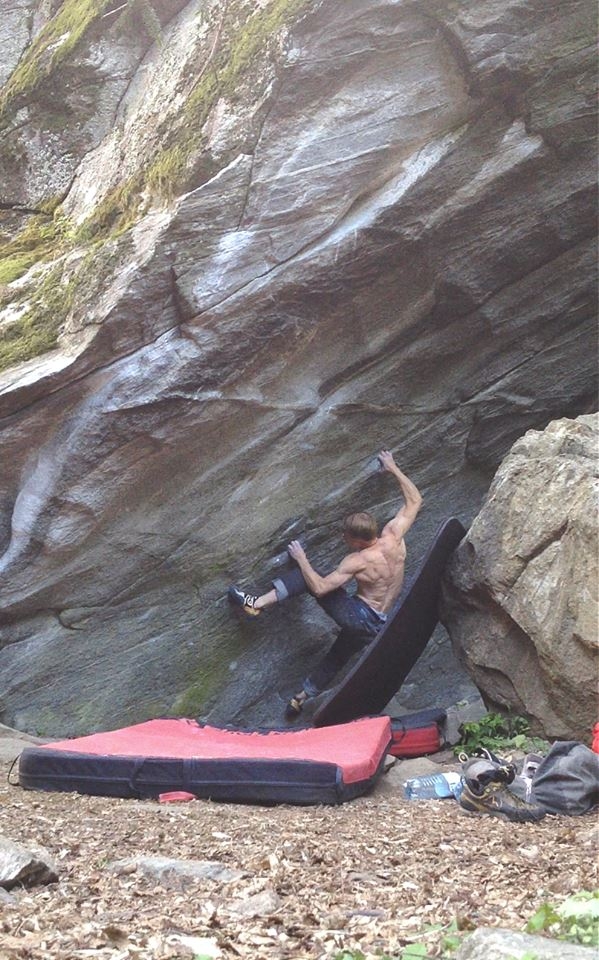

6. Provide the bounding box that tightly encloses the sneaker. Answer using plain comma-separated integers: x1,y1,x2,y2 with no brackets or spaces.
457,779,546,822
285,691,308,720
227,585,261,617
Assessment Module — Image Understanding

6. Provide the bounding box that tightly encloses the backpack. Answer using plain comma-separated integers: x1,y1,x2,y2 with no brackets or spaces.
531,741,599,816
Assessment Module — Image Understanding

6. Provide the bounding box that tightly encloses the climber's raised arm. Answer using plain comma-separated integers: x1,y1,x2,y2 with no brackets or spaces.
378,449,423,540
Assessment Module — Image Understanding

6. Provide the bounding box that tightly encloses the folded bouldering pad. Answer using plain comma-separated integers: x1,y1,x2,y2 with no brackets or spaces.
313,518,466,728
18,716,392,805
388,708,447,758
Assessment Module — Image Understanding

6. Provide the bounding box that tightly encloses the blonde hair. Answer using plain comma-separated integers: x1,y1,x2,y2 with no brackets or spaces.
343,512,378,543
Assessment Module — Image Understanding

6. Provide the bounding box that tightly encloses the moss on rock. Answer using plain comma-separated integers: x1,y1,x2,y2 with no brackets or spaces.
80,0,316,238
0,254,41,286
0,263,76,371
171,630,246,717
171,664,225,717
0,0,114,123
0,206,84,370
0,208,72,276
0,0,317,373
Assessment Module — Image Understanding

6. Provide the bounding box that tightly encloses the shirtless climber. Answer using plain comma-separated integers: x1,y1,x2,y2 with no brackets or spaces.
228,450,423,719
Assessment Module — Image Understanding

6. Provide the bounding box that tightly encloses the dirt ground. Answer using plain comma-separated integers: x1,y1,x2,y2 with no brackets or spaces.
1,744,597,960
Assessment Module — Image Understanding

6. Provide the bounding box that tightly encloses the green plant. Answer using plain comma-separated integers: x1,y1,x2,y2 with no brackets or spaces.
332,897,599,960
399,945,428,959
454,712,549,756
526,891,599,947
439,919,463,954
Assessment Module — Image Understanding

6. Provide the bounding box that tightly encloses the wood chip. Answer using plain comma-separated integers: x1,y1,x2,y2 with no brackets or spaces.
1,763,596,959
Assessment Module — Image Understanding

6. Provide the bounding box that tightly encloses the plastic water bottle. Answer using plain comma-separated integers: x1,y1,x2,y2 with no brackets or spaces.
404,772,463,800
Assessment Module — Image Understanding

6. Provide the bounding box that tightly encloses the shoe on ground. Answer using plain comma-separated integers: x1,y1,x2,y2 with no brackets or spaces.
285,691,308,720
457,779,546,822
227,585,261,617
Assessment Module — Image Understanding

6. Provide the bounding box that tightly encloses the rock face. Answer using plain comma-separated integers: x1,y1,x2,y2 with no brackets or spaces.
442,415,598,741
0,0,596,735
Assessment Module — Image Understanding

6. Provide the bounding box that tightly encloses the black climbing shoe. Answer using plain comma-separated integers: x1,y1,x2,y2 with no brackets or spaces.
457,752,545,822
457,778,546,822
285,691,308,720
228,585,261,617
460,753,517,789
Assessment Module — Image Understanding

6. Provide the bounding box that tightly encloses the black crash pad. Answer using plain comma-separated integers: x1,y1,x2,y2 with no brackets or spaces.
312,517,466,728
